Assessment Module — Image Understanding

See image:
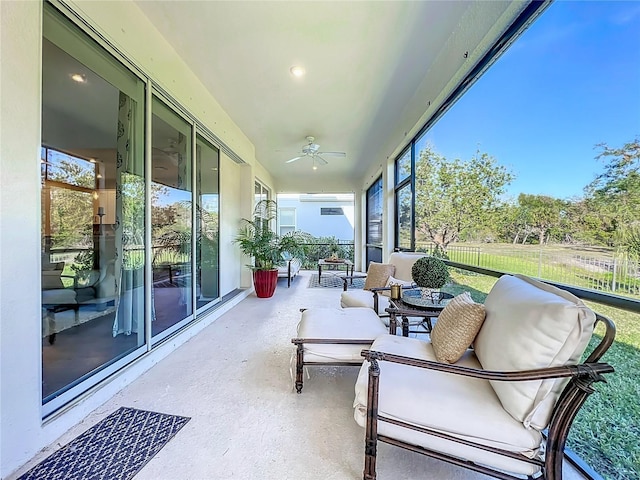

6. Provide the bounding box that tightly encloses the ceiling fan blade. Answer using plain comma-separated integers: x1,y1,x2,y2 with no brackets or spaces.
315,155,328,165
285,156,303,163
152,147,179,166
318,151,346,157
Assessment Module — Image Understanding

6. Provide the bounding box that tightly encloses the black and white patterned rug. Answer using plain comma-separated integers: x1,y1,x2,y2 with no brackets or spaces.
307,273,365,289
18,407,190,480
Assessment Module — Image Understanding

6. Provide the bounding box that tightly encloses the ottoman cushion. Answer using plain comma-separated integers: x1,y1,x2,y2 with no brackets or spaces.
297,307,388,362
340,290,390,315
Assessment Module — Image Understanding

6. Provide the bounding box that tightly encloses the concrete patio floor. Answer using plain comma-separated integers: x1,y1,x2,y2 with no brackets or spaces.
12,270,589,480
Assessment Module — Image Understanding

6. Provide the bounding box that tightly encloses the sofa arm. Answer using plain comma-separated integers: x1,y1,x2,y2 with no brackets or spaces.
361,349,614,382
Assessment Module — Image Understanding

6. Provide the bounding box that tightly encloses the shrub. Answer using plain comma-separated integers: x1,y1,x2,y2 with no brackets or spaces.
411,256,450,289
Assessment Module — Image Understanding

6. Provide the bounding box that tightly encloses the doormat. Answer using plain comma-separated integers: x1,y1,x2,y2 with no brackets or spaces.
18,407,190,480
308,273,364,289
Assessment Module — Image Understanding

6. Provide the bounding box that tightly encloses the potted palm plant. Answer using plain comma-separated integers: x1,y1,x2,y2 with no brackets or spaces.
234,199,309,298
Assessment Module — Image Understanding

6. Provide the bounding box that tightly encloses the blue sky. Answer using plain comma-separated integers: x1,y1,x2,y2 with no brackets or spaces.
422,1,640,201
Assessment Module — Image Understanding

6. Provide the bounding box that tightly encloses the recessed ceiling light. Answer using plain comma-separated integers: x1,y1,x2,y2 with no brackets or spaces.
71,73,87,83
290,65,305,77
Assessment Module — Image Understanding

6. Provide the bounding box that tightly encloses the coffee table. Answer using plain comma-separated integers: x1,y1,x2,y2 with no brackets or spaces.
317,259,354,280
386,290,454,337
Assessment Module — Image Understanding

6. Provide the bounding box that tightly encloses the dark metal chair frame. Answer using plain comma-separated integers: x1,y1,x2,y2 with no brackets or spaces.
291,338,375,394
291,308,395,393
360,313,616,480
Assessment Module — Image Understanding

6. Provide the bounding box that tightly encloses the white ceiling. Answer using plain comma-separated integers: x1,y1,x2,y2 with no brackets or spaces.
134,1,529,192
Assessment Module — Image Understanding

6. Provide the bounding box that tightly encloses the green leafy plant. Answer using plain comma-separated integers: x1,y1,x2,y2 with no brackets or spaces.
234,199,310,271
411,256,450,289
70,249,95,274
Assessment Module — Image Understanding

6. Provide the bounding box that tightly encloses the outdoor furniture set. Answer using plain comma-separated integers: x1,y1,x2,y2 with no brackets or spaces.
291,254,616,480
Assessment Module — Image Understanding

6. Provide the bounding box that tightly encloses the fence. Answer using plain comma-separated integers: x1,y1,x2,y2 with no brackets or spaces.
416,242,640,297
300,241,354,269
49,245,186,271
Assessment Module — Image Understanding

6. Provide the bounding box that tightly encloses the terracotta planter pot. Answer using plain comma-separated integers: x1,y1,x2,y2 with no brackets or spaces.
253,269,278,298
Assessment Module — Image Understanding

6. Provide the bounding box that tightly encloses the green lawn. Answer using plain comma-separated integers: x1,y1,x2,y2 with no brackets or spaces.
446,267,640,480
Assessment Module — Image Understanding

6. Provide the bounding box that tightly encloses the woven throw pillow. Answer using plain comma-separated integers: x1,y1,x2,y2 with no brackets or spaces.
363,262,395,291
431,292,486,364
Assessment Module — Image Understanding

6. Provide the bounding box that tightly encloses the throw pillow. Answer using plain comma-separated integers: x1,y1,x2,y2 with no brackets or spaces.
363,262,395,291
431,292,486,364
380,275,414,297
473,274,596,430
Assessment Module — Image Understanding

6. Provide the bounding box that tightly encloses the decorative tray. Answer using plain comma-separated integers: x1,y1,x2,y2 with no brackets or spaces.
323,258,345,263
401,289,453,308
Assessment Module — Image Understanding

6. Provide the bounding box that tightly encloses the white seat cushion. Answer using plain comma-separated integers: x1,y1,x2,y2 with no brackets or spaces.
388,252,426,282
340,290,390,315
474,274,596,429
297,307,388,363
353,335,543,476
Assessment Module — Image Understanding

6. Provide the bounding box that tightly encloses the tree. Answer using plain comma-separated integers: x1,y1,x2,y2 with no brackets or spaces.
516,194,567,245
414,144,513,250
584,137,640,254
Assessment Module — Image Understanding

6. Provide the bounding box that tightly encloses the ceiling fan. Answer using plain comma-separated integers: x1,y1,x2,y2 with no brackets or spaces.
152,137,182,167
285,136,346,169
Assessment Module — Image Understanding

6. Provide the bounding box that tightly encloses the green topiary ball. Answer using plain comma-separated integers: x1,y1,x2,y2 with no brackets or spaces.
411,256,450,289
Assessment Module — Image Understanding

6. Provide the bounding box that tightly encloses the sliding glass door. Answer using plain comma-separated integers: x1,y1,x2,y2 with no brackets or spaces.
41,5,145,406
196,136,220,310
151,97,193,337
41,3,222,414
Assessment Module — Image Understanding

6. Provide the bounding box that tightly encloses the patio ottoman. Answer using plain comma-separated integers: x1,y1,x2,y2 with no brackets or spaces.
291,307,389,393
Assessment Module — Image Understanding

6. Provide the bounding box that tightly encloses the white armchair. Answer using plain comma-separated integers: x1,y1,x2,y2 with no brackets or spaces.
340,252,424,315
354,274,616,480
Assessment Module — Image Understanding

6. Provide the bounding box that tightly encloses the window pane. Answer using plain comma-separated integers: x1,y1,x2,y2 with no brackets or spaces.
151,97,193,336
41,14,145,404
395,148,411,185
44,150,96,188
396,185,412,250
366,176,383,246
196,135,219,310
279,208,295,226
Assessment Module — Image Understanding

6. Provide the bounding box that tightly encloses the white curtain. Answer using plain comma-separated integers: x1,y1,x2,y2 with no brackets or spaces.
113,92,146,336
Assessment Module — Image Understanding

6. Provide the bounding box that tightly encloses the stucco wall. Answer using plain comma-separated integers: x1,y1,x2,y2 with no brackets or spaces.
0,1,268,476
0,1,46,475
277,196,355,240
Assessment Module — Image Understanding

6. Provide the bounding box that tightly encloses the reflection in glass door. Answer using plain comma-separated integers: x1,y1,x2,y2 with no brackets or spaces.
41,4,145,408
151,97,193,337
196,136,220,310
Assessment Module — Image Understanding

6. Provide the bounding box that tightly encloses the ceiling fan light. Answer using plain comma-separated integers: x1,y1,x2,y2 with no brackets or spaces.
290,65,305,77
70,73,87,83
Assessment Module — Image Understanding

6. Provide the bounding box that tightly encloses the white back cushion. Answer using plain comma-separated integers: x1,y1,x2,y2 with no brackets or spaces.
474,275,596,430
388,252,426,282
